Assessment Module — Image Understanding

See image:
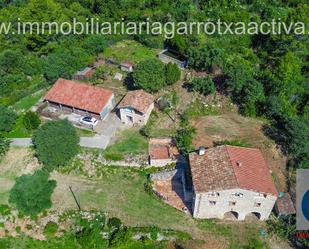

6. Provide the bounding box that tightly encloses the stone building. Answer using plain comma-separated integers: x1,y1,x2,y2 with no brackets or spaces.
120,61,134,72
44,78,115,120
117,90,154,126
189,145,278,221
149,138,180,167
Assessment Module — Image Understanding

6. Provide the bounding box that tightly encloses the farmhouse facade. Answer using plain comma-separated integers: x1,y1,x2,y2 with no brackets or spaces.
189,145,278,221
44,78,115,120
118,90,154,126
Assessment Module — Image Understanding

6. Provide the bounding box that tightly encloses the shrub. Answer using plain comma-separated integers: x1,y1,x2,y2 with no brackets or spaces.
0,204,10,216
165,62,181,85
0,136,10,160
191,76,216,96
43,221,58,238
108,217,122,229
9,170,56,217
15,226,21,233
32,119,79,169
0,105,17,133
22,111,41,130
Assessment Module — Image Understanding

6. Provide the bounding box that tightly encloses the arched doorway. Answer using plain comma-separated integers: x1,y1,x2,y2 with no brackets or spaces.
223,211,239,220
245,212,261,221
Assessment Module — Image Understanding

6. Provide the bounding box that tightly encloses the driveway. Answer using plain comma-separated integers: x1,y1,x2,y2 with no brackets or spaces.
10,136,110,149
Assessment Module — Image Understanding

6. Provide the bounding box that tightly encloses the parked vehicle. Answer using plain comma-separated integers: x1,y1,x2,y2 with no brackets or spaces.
79,116,98,127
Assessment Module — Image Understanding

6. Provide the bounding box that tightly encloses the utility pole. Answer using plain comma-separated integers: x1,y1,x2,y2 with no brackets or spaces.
69,186,81,211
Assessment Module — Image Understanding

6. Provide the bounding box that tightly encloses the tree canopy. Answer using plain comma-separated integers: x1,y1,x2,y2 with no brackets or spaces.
32,119,79,169
9,170,56,216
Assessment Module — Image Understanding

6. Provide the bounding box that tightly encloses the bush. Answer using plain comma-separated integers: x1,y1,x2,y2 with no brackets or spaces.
32,120,79,169
0,105,17,133
0,136,10,159
9,170,56,217
165,63,181,85
191,76,216,96
43,221,58,238
22,111,41,130
108,217,122,229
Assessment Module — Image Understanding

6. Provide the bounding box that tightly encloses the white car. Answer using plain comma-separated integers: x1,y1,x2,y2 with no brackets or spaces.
79,116,98,127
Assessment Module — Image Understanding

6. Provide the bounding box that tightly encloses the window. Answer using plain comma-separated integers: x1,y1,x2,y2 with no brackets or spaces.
254,202,261,207
233,193,244,198
208,192,220,197
124,108,134,113
255,193,267,198
229,201,236,206
209,201,216,206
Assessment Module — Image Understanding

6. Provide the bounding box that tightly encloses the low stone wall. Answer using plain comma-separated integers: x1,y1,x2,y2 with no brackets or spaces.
149,168,182,181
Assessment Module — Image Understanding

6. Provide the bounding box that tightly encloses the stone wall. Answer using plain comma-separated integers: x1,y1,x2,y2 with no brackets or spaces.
193,188,277,220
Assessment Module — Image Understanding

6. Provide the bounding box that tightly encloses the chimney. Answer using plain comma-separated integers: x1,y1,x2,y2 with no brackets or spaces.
236,161,242,167
198,147,206,156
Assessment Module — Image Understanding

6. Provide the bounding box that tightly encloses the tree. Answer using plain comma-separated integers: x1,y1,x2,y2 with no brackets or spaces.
9,170,56,216
23,111,41,130
188,45,224,72
32,120,79,169
0,105,17,133
132,58,166,92
175,115,196,154
191,76,216,96
165,63,181,85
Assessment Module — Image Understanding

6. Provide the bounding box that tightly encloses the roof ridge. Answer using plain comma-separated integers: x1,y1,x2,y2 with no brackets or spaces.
224,145,241,189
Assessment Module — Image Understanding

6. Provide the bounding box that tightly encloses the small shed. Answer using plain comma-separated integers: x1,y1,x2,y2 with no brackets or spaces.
275,192,296,217
120,61,134,72
73,67,95,81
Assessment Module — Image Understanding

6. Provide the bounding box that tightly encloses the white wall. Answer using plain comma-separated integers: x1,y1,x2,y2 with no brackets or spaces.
119,103,154,126
193,188,277,220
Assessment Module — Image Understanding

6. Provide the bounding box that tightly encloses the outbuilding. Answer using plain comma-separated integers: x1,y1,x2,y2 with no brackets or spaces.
44,78,115,120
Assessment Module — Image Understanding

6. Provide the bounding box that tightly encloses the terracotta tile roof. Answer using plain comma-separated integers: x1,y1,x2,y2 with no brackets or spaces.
118,90,154,114
189,145,278,196
276,193,296,215
149,138,179,160
44,78,113,114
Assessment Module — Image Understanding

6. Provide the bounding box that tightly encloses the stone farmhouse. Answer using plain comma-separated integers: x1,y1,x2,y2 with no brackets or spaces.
43,78,115,120
189,145,278,221
149,138,180,167
118,90,154,126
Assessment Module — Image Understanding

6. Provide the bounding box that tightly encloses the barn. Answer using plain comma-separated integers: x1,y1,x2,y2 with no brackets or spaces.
43,78,115,120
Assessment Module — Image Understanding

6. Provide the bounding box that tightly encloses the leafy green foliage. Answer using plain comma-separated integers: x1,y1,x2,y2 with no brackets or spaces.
43,222,58,238
0,105,17,133
133,58,166,92
0,136,10,159
9,170,56,216
191,77,216,96
23,111,41,130
175,115,196,154
32,120,79,169
188,45,224,72
165,63,181,85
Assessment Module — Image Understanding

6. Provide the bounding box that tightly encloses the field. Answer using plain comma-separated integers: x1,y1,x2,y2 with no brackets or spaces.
104,40,158,64
0,147,291,249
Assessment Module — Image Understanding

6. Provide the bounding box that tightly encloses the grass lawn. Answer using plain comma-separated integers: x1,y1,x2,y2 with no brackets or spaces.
104,40,157,64
75,127,95,137
13,90,45,112
103,129,148,161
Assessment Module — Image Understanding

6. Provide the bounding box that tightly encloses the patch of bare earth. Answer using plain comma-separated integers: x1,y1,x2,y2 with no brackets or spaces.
191,113,287,192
